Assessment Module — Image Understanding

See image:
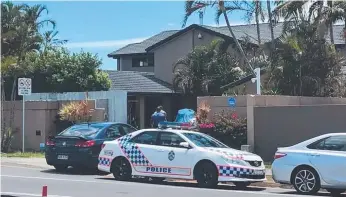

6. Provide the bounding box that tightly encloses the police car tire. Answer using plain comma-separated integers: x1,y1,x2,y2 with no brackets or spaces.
233,182,251,189
195,162,218,188
111,157,132,181
326,189,345,196
150,177,165,183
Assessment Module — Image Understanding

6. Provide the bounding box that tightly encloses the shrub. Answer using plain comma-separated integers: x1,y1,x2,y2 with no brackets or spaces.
1,127,18,153
196,100,211,124
58,99,94,124
212,110,247,149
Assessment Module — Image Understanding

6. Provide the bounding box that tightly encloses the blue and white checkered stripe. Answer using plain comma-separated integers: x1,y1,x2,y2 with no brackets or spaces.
117,134,151,166
218,166,254,177
99,157,111,166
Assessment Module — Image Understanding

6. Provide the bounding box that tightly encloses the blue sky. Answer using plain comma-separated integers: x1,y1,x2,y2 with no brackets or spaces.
20,1,253,70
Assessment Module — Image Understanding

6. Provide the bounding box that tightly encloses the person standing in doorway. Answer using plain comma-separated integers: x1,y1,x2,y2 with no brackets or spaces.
157,105,167,118
151,106,166,128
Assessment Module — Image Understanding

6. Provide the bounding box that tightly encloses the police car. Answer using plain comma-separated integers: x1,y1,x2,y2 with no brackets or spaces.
98,122,266,188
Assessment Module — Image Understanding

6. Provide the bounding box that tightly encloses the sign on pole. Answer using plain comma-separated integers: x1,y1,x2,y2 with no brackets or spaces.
18,78,32,96
18,78,31,153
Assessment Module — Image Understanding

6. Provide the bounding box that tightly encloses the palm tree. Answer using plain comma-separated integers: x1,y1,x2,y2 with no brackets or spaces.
182,0,255,73
1,2,56,101
273,1,346,44
270,15,345,97
41,30,67,56
173,39,243,96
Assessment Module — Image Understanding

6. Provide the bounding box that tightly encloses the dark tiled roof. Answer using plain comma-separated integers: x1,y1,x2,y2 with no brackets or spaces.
202,23,345,45
109,23,345,57
108,30,179,57
104,70,175,93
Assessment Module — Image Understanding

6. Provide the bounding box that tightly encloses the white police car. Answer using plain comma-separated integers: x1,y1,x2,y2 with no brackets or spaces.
98,122,266,188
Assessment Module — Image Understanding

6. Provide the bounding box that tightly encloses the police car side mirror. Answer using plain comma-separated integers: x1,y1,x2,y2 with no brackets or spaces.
179,142,191,149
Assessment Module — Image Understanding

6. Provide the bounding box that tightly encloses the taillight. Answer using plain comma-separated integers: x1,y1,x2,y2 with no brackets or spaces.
46,140,55,146
101,144,106,149
274,152,287,160
75,140,95,147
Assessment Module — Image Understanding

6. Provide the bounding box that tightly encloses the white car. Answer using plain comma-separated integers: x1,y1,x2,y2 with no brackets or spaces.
272,133,346,195
98,122,266,188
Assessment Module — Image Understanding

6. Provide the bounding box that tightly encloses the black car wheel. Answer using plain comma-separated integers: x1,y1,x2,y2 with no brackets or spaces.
326,189,346,196
195,162,218,188
292,167,320,195
111,157,132,181
234,182,251,189
54,164,68,172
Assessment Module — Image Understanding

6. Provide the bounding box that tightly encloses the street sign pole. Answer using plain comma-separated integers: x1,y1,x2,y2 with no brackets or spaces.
18,78,31,153
22,95,25,153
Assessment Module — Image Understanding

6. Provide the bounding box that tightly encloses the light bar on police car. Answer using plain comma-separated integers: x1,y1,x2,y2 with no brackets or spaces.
158,121,192,130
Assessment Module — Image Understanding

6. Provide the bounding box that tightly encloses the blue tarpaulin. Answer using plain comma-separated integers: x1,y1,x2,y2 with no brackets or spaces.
174,108,196,123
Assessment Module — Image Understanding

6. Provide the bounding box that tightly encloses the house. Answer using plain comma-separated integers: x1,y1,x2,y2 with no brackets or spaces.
106,23,346,128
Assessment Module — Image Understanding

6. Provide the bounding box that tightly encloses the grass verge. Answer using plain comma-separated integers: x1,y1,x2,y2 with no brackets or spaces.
1,151,45,158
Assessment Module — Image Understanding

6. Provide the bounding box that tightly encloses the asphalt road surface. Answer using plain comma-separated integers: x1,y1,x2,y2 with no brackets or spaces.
1,165,344,197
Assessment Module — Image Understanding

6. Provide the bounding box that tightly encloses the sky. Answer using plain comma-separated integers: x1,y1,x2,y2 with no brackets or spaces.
18,1,256,70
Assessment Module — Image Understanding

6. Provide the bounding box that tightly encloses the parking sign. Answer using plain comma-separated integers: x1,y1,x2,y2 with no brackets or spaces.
18,78,32,95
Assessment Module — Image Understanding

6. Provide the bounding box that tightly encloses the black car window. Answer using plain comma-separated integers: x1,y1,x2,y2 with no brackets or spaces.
59,124,104,138
121,124,137,134
130,131,158,145
158,132,186,147
105,125,122,139
308,135,346,151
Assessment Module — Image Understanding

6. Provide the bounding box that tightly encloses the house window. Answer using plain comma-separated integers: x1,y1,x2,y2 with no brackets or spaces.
132,55,154,67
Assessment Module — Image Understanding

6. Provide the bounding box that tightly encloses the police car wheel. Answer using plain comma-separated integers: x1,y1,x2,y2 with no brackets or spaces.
195,162,218,188
111,157,132,181
233,182,251,189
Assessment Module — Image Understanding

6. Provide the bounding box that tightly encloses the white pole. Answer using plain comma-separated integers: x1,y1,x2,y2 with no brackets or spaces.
255,68,261,95
22,95,25,153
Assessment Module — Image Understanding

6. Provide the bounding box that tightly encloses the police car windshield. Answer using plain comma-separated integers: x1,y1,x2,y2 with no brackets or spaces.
182,133,228,148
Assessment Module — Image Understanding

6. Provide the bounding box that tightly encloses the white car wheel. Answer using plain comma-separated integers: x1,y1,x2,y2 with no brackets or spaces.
293,168,320,195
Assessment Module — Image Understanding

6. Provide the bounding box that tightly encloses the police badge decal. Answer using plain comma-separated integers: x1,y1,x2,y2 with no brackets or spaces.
168,150,175,161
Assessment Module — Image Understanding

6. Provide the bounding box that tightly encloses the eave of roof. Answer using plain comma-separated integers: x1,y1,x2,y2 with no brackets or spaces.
104,70,180,94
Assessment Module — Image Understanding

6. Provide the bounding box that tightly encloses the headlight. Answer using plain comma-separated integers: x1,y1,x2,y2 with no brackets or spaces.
221,155,247,166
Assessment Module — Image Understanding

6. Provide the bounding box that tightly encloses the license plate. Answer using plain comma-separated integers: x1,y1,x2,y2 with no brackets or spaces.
57,155,68,160
254,170,264,175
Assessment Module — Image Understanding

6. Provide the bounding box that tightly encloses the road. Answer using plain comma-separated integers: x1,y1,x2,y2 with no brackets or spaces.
1,165,343,197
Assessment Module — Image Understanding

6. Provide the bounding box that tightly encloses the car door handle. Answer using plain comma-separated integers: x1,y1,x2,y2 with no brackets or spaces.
157,149,165,152
309,153,320,157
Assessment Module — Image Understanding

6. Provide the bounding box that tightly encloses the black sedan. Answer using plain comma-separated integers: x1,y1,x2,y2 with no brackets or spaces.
45,122,137,171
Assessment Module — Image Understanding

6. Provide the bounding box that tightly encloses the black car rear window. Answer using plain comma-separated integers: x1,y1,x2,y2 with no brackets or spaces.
59,124,105,138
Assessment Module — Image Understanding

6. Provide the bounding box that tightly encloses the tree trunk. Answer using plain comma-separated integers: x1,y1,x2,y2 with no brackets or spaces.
222,11,254,72
327,1,334,44
255,1,261,45
267,0,275,50
329,23,334,44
